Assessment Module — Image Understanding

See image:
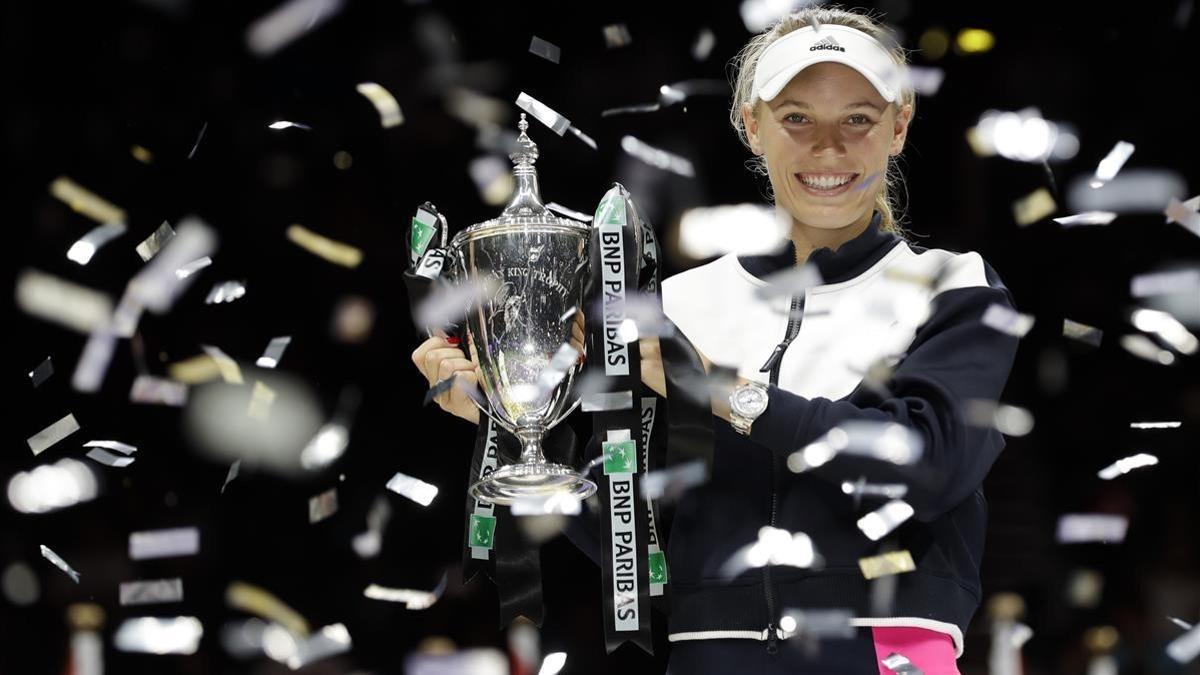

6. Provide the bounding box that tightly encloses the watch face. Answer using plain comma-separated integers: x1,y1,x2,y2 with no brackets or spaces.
733,386,768,417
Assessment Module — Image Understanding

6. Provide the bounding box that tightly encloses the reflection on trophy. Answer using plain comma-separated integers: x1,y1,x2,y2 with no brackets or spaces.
446,114,604,505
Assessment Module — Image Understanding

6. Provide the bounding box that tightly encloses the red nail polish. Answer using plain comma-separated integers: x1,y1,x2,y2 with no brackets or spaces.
446,336,460,346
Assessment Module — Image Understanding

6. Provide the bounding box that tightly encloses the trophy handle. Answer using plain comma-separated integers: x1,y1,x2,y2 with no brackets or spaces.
545,396,581,429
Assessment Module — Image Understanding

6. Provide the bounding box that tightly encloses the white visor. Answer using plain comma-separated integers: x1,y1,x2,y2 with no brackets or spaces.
752,24,905,104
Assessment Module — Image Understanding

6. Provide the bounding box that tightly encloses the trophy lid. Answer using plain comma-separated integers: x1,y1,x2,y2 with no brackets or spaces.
451,114,588,249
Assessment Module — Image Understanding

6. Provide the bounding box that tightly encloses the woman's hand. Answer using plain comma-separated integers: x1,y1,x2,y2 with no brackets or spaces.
411,335,482,425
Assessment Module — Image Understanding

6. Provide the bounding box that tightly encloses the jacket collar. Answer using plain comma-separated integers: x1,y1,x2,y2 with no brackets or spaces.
737,210,900,285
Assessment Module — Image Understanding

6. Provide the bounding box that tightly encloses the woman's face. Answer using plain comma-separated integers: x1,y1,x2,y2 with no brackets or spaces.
743,61,912,231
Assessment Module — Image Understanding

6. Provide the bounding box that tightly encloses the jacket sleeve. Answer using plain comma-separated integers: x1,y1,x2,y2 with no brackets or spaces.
748,279,1022,522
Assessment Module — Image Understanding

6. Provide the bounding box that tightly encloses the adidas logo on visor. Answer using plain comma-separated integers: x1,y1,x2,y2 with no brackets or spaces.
809,36,846,52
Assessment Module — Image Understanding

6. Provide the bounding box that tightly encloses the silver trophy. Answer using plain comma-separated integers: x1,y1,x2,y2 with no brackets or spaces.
447,114,607,506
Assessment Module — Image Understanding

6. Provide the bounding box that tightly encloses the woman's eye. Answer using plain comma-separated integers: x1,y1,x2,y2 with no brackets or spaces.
784,113,806,123
848,114,872,125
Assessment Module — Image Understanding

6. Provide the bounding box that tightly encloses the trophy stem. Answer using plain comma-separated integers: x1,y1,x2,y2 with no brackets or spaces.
516,425,547,465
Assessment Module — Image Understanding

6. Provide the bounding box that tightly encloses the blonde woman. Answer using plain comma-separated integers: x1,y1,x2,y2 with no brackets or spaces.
632,6,1021,673
414,5,1020,672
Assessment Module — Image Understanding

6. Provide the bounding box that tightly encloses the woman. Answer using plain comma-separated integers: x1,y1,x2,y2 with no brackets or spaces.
414,6,1020,673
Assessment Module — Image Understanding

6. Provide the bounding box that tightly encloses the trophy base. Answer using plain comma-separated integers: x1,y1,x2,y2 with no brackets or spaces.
469,463,598,506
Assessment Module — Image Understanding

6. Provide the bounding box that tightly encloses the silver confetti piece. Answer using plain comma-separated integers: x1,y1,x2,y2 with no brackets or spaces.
602,23,632,48
9,459,98,513
545,202,592,222
308,488,338,523
414,277,494,332
778,609,855,639
620,135,695,177
1052,211,1118,227
267,622,352,670
268,119,311,130
1131,421,1181,429
1167,622,1200,664
16,269,113,334
129,527,200,560
129,217,218,314
904,66,944,96
841,479,908,500
1130,269,1200,298
1097,453,1158,480
964,399,1035,436
175,256,213,279
882,652,925,674
515,91,570,136
640,460,708,501
1132,308,1198,355
245,0,345,57
788,421,924,473
27,413,81,456
205,280,247,305
567,124,598,150
83,440,136,454
136,221,176,262
29,356,54,387
857,500,915,541
1170,616,1195,630
1056,514,1128,544
528,36,561,63
130,375,189,406
39,545,81,583
221,459,241,493
119,578,184,606
1067,168,1188,214
1062,318,1103,346
692,27,715,60
1165,197,1200,239
255,336,292,368
721,526,820,578
1090,140,1136,188
85,447,135,468
981,303,1035,337
114,616,203,655
68,222,127,265
511,493,582,516
386,472,438,507
300,422,350,470
1120,334,1176,365
580,389,634,412
352,495,391,558
755,264,824,300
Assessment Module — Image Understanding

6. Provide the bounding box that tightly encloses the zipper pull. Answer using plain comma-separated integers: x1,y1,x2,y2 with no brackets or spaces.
759,341,790,374
766,623,780,654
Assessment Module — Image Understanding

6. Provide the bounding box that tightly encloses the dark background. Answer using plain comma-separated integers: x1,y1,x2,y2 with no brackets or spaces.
3,1,1200,673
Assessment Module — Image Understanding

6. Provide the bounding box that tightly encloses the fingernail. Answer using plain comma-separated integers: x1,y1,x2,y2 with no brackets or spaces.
446,336,460,346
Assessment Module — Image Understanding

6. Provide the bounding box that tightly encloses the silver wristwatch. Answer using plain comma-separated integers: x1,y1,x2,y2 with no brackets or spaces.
729,380,770,436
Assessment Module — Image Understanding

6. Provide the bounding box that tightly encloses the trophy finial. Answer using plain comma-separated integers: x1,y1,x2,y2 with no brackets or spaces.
510,113,539,168
503,111,545,216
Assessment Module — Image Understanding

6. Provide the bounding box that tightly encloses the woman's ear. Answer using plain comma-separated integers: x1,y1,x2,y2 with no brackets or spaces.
889,103,913,156
742,103,763,155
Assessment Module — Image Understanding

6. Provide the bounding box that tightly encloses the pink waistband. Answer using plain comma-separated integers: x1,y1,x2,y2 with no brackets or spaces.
872,626,960,675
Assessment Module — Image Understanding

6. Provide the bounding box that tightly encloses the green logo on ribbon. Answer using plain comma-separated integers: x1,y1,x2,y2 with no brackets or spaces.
410,217,435,258
468,514,496,549
596,193,627,226
649,551,668,584
603,440,636,475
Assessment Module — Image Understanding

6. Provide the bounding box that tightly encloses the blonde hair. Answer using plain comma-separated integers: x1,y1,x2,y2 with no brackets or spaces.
728,5,915,234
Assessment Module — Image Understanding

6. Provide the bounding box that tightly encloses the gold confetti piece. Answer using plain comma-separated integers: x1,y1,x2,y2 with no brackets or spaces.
1012,187,1057,226
136,221,176,262
168,354,222,384
200,345,244,385
286,224,363,268
356,82,403,128
48,176,127,225
247,380,277,421
859,550,916,580
602,23,632,48
226,581,309,637
15,269,114,334
130,145,154,164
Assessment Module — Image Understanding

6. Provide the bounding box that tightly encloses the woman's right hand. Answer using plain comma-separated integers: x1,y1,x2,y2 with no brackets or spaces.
411,335,482,425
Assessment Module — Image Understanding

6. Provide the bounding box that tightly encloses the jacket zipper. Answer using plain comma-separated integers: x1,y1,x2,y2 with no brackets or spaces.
758,293,805,654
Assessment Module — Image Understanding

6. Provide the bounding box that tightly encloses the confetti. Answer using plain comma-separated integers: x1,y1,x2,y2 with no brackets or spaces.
255,336,292,368
386,472,439,507
187,121,208,160
308,488,338,523
201,345,244,384
545,202,593,222
267,622,352,670
68,222,127,265
226,581,309,636
119,578,184,606
1170,617,1195,630
445,88,510,130
1067,168,1188,214
1012,187,1057,226
246,0,345,57
755,264,824,300
15,269,113,334
413,278,494,335
352,495,390,558
39,545,81,583
1132,308,1198,355
515,91,570,135
640,460,709,501
28,357,53,387
981,303,1035,337
857,500,915,541
859,550,916,580
778,609,855,639
1052,211,1118,227
355,82,403,128
85,447,135,468
1166,622,1200,664
247,381,277,421
722,526,821,578
511,493,582,516
567,125,598,150
205,280,247,304
286,224,363,268
1065,569,1104,608
221,459,241,493
967,109,1073,162
1130,421,1181,429
1097,453,1158,480
175,256,212,279
1165,197,1200,239
602,23,632,48
129,527,200,560
620,135,695,177
528,36,561,63
300,422,350,470
1056,514,1128,544
1062,318,1103,346
9,459,98,514
114,616,203,655
964,400,1035,436
468,155,515,206
788,421,924,473
540,653,568,675
83,439,137,454
841,479,908,500
267,120,312,131
27,413,81,456
128,217,218,314
678,204,789,258
692,27,715,60
881,652,924,674
1089,141,1135,188
130,144,154,163
364,576,447,610
48,176,127,225
1120,334,1176,365
405,648,509,675
135,221,176,262
904,66,945,96
130,375,189,406
1130,269,1200,298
